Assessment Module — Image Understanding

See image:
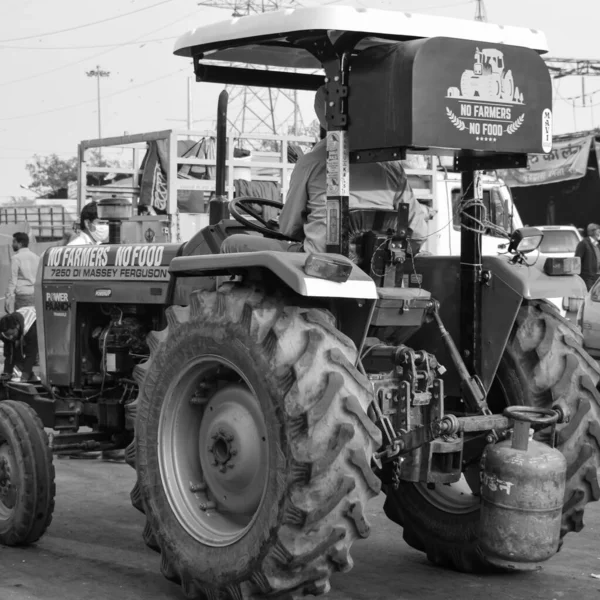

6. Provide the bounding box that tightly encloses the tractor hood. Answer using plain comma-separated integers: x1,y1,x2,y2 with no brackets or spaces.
347,37,552,156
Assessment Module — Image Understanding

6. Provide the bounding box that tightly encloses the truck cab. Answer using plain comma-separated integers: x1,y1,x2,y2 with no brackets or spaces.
409,164,519,256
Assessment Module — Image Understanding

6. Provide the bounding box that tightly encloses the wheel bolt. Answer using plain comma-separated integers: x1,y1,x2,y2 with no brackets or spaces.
227,463,234,470
230,449,237,457
189,481,206,493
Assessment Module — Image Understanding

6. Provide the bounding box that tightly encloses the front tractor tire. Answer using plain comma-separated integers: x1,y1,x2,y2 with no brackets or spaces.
133,286,382,599
383,300,600,572
0,400,55,546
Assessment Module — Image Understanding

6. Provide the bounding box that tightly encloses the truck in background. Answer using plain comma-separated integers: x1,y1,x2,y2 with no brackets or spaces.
77,130,521,252
0,199,77,242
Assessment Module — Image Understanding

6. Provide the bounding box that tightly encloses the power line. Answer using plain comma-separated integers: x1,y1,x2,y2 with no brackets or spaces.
0,0,178,43
0,11,197,88
0,68,187,121
0,36,176,51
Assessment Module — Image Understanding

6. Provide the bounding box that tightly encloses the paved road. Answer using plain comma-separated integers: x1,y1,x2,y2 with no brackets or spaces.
1,458,600,600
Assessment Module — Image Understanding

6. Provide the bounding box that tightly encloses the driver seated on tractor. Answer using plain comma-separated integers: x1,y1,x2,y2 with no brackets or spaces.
67,201,109,246
0,306,38,383
221,86,430,258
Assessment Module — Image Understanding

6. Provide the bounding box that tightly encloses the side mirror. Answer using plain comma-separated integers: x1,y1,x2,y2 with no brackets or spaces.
507,227,543,255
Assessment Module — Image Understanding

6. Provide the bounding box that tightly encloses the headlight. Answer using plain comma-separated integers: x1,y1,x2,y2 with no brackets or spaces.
508,227,543,254
304,253,352,282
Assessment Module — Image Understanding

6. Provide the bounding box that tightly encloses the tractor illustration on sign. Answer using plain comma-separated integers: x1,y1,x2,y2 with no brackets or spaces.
451,48,523,103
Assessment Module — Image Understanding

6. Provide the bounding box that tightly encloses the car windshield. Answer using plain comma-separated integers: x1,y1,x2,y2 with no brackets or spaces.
539,230,580,253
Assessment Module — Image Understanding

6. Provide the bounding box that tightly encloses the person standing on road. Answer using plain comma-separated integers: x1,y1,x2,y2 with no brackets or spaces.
0,306,38,382
67,201,109,246
4,232,40,314
575,223,600,291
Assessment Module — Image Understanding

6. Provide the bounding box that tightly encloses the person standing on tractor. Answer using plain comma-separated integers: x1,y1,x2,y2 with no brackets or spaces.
67,201,109,246
0,306,38,382
4,232,40,314
575,223,600,290
221,86,429,255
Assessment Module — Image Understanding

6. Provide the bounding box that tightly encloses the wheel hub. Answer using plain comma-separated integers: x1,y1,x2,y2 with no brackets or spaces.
0,445,16,511
199,385,267,515
209,429,237,472
158,356,269,547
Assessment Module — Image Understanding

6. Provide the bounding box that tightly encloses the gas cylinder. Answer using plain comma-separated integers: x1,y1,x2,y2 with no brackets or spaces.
479,406,566,570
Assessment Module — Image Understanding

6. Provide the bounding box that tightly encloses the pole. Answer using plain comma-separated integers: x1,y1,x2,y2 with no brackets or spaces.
459,166,483,375
86,65,110,158
210,89,229,225
97,71,102,139
187,76,194,131
293,89,298,135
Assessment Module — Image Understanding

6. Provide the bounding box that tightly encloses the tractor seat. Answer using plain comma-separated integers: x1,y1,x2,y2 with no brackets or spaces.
349,208,398,266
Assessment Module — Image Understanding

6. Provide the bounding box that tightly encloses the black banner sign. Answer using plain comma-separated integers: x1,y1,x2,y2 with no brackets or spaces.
349,37,553,155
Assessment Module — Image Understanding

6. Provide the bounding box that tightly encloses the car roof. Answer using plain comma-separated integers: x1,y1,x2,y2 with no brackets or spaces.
535,225,580,231
173,5,549,68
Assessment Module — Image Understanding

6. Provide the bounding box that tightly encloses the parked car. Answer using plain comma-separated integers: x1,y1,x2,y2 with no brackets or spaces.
532,225,586,317
536,225,582,256
578,278,600,358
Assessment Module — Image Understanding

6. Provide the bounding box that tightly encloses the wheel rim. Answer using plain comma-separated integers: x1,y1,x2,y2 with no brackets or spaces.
158,355,269,547
0,442,17,519
415,476,480,514
413,366,516,515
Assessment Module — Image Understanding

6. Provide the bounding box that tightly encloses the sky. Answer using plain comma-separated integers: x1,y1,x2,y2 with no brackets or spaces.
1,0,600,196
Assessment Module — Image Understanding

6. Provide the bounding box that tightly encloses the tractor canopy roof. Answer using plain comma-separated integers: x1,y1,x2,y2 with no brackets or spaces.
173,4,548,68
174,5,553,156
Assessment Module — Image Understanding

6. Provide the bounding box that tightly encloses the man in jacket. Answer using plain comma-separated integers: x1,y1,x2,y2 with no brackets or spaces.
0,306,38,382
221,86,429,256
575,223,600,290
5,232,40,313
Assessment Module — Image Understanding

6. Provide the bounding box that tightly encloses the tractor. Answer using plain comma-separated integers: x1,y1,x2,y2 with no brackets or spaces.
1,5,599,600
460,47,518,103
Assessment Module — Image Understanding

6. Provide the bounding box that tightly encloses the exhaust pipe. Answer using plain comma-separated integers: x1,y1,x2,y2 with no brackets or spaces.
210,89,230,225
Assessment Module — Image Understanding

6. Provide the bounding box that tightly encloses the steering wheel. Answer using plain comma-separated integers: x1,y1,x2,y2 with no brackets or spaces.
229,196,296,241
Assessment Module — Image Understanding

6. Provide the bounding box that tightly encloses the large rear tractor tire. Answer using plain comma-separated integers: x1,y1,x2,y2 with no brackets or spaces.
132,285,382,599
0,400,55,546
383,300,600,572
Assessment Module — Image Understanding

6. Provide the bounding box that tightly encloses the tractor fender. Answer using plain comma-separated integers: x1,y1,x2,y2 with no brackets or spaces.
403,255,584,398
478,255,585,393
169,251,378,300
483,255,585,300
